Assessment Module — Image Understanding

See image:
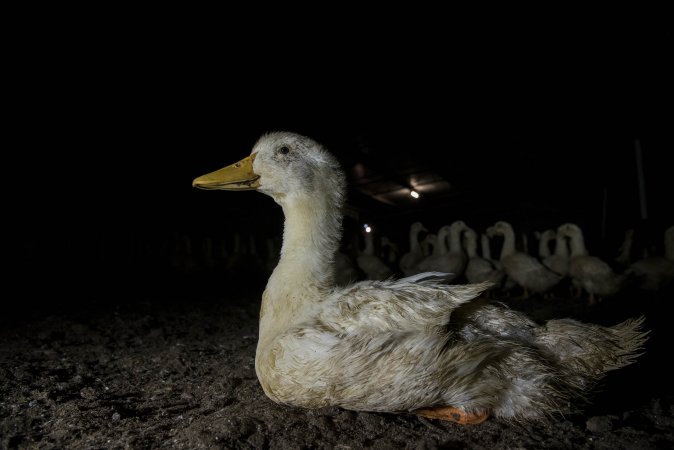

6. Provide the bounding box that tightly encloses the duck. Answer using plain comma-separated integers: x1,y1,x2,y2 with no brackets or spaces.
462,227,504,290
415,222,468,283
193,131,647,424
356,227,394,281
481,230,517,294
557,223,627,304
488,221,564,298
399,222,428,276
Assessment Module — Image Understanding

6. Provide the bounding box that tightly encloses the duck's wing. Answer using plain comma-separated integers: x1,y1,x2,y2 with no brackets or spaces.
399,271,454,283
321,279,493,334
575,256,615,279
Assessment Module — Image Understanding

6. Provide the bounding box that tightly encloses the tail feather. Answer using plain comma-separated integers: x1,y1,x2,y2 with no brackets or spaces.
605,316,649,369
536,316,648,384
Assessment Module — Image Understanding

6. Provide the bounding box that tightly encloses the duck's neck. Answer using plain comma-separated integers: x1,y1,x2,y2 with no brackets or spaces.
448,227,463,254
538,233,552,258
259,194,342,344
498,225,516,259
568,231,588,257
554,234,569,258
465,235,478,258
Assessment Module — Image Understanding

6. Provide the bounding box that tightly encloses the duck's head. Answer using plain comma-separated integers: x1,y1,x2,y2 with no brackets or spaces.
411,222,428,233
437,225,452,238
450,220,467,233
489,221,512,235
463,227,477,242
193,132,345,205
557,223,581,238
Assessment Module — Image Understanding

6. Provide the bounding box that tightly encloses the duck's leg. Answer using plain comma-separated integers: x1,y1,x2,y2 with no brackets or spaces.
414,406,489,425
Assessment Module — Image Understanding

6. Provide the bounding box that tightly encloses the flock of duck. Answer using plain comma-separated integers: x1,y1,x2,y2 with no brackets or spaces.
191,131,655,425
341,219,674,305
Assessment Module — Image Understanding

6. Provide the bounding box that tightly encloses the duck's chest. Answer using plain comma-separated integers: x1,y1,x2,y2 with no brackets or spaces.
255,322,340,408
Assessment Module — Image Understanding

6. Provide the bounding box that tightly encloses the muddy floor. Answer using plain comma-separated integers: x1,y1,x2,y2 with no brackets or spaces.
2,275,674,450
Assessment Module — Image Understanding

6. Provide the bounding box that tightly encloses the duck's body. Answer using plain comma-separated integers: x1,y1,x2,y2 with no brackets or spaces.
193,132,647,423
356,230,394,281
415,222,467,282
558,223,627,303
463,228,504,287
482,231,517,293
489,221,563,298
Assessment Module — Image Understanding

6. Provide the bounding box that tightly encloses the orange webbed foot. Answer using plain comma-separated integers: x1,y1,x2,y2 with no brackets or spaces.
415,406,489,425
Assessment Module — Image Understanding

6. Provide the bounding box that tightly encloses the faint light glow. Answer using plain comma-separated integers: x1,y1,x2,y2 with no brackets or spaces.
363,224,372,233
410,190,420,199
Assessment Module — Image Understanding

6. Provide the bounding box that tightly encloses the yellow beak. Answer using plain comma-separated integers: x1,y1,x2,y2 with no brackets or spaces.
192,153,260,191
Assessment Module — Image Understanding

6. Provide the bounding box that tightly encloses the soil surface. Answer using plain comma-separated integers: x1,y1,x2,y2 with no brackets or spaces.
2,275,673,449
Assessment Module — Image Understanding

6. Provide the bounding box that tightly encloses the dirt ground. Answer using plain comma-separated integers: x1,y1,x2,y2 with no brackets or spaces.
2,274,674,450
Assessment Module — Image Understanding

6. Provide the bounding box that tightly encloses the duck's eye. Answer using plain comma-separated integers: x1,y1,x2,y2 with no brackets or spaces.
278,146,290,155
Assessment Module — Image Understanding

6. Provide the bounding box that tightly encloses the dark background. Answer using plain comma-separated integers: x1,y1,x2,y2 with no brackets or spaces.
7,22,672,315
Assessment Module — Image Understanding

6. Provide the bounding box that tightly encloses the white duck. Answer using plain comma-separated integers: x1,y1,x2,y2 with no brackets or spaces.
415,222,467,282
356,228,394,281
463,227,504,289
192,131,647,424
557,223,627,304
626,225,674,292
399,222,428,277
488,221,563,298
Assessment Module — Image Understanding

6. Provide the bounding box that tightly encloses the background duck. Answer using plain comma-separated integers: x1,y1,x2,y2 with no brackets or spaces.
193,131,647,425
399,222,428,277
542,230,570,277
463,227,504,293
415,222,467,283
557,223,628,304
482,230,517,294
488,221,563,298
